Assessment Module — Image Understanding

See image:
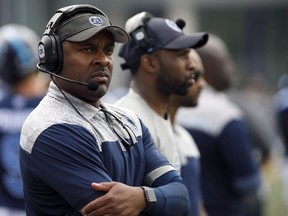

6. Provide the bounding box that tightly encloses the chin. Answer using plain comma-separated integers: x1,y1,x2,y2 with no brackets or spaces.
175,88,188,96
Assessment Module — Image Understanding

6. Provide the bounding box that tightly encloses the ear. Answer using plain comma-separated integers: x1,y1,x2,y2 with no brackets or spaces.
202,64,213,84
140,54,158,74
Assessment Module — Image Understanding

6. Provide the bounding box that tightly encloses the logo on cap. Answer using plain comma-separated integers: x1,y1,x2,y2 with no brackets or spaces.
89,16,104,26
165,19,182,32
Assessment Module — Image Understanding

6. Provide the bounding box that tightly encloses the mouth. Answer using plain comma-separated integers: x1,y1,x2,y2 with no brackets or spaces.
90,71,109,83
186,77,195,87
188,71,197,80
186,72,196,86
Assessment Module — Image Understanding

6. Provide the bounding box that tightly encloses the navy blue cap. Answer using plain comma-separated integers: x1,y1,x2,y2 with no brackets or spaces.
119,12,208,70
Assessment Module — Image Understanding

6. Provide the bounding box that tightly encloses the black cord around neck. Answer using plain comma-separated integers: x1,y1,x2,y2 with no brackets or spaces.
52,78,136,149
101,107,137,148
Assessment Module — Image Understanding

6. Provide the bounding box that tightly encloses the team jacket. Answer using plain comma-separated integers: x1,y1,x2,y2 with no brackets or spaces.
177,86,261,216
20,82,190,216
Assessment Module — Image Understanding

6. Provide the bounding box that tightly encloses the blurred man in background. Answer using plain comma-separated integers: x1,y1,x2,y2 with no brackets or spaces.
0,24,49,216
177,34,262,216
170,49,207,216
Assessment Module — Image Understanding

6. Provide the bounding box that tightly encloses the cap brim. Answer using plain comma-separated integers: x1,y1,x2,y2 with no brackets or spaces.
66,26,129,43
163,32,209,50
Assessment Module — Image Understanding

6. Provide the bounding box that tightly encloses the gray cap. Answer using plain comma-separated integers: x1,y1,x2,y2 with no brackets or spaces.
56,13,129,43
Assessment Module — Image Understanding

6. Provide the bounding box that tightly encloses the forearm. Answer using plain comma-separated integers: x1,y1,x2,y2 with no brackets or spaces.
81,181,190,216
81,182,147,216
145,181,190,216
233,171,261,197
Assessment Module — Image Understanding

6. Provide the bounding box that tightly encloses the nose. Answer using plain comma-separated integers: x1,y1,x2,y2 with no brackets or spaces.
92,51,110,66
188,62,197,82
188,57,196,71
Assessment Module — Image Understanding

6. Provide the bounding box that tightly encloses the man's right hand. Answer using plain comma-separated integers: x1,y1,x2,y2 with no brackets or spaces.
81,182,147,216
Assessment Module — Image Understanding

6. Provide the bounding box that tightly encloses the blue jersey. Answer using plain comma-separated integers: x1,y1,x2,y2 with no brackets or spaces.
20,82,190,216
0,91,42,210
177,87,261,216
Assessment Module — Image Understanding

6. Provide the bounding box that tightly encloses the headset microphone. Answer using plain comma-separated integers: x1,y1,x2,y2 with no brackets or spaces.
86,81,99,91
37,63,99,91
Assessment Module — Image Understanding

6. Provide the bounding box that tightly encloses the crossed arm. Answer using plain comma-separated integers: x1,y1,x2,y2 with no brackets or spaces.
31,123,189,215
81,178,190,216
81,182,146,216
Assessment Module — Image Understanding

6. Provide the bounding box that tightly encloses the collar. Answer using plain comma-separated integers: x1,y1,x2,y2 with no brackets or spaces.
48,81,102,120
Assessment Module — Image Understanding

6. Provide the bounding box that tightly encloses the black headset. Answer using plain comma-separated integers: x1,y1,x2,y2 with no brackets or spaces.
119,12,155,71
127,11,155,53
38,4,108,74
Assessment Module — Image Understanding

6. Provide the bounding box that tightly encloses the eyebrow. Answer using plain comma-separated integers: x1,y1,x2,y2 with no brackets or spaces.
72,40,115,48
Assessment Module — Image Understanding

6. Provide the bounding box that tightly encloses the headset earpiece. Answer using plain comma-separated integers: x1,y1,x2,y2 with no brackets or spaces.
38,4,108,74
125,11,155,53
38,34,62,73
130,26,155,53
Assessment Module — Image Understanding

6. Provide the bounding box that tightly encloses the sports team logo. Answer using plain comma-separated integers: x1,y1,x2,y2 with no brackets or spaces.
89,16,103,26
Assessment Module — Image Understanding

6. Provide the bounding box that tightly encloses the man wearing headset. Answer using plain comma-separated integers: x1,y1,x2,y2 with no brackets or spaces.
115,12,208,216
116,12,208,173
177,34,262,216
19,4,190,216
169,49,207,216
